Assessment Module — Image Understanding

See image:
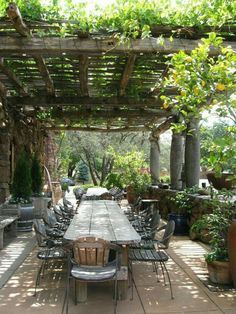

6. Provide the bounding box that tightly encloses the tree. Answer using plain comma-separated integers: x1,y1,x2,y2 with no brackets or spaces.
31,153,42,196
12,151,32,202
77,161,89,184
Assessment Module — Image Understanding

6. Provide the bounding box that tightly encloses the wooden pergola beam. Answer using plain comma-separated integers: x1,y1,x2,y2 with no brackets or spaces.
34,55,55,96
6,3,55,96
0,58,29,96
0,37,234,56
79,55,89,96
45,126,149,132
8,96,164,108
51,108,169,119
119,54,136,96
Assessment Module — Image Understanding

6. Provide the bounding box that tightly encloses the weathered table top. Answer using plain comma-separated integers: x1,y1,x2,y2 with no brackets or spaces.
0,215,18,229
86,187,109,197
64,200,141,244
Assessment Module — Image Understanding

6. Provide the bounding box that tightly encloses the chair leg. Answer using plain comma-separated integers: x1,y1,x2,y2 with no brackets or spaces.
158,261,166,285
74,279,77,305
161,261,174,299
153,262,160,282
34,260,44,296
113,276,118,314
128,261,134,300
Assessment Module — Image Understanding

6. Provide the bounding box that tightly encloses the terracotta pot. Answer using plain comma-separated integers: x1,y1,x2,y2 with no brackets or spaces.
126,185,137,204
207,260,232,285
228,219,236,288
206,171,235,190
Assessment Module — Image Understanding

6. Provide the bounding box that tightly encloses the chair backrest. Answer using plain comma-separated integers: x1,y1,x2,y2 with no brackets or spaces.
100,192,112,200
149,211,161,229
73,236,111,267
43,208,58,227
33,219,47,246
160,220,175,249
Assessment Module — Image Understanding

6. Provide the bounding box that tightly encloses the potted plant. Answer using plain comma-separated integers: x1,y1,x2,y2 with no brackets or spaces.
31,153,50,218
190,195,236,284
168,187,197,235
10,150,34,231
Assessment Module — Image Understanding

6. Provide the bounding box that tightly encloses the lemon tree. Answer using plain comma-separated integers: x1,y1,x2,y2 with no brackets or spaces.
161,33,236,133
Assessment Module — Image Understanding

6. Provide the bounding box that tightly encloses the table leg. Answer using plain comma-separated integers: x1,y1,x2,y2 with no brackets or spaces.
117,245,129,300
0,229,4,249
9,221,17,237
76,281,87,302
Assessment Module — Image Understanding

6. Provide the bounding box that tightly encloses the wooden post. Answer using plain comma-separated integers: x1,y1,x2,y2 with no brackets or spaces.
170,132,184,190
185,119,200,188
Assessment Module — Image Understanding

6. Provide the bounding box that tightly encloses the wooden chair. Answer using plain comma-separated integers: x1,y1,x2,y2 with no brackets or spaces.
62,236,121,314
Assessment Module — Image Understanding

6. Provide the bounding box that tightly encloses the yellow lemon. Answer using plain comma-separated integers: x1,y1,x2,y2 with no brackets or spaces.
215,83,225,91
163,102,169,109
185,56,193,63
193,87,200,95
201,80,206,87
180,90,186,96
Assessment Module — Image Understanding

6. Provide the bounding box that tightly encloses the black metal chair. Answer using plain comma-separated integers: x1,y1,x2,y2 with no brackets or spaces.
33,219,68,296
129,220,175,300
62,236,121,314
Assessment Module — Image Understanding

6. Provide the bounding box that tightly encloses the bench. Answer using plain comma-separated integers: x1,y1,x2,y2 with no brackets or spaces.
0,215,18,249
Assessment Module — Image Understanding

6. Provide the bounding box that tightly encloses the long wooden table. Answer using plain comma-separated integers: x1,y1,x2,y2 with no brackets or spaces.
64,200,141,300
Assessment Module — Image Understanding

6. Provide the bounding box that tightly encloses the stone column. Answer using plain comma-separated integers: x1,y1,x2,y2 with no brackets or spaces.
149,133,160,185
185,119,200,188
170,132,184,190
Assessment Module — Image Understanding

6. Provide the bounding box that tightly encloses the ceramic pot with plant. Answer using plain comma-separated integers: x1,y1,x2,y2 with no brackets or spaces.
168,188,196,235
191,196,235,284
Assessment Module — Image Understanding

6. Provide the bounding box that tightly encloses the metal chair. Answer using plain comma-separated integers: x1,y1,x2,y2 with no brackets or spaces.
33,219,68,296
62,236,121,314
129,220,175,300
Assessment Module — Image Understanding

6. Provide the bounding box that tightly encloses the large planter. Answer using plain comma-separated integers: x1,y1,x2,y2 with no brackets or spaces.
228,219,236,288
32,196,51,218
206,171,235,190
17,203,34,232
207,260,232,285
168,213,189,235
51,181,62,204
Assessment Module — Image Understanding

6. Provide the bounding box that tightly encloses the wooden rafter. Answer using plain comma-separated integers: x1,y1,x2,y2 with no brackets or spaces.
0,58,28,96
51,108,169,120
45,126,149,132
79,55,89,96
33,55,55,96
8,96,164,108
6,3,55,96
0,37,235,56
119,54,136,96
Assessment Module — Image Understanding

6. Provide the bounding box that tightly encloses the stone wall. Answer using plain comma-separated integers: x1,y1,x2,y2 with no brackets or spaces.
0,116,46,204
149,186,213,226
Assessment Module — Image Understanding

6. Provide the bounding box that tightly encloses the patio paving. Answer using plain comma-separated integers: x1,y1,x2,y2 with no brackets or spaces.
0,229,236,314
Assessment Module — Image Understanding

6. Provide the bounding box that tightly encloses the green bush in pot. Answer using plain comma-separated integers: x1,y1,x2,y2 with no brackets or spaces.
10,150,34,231
190,194,236,284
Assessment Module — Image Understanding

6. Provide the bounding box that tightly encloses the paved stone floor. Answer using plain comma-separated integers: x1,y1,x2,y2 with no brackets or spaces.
0,229,236,314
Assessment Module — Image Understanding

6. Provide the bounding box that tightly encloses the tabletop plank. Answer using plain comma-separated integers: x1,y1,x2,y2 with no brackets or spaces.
64,200,141,244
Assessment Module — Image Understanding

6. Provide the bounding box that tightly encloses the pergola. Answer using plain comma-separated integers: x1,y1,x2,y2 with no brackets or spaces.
0,3,236,201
